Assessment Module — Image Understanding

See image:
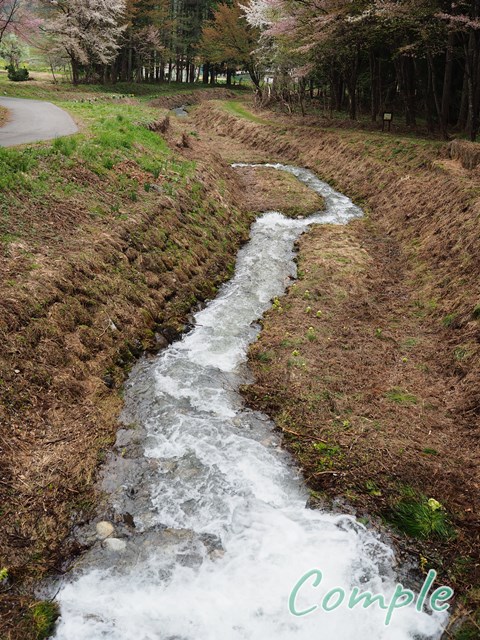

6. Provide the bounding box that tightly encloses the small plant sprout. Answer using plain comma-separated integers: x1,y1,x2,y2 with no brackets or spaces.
375,328,383,338
402,357,408,363
306,327,316,342
272,297,283,312
31,601,60,640
420,556,428,573
316,310,322,318
303,289,312,300
305,306,312,313
0,567,9,582
365,480,382,497
292,350,300,357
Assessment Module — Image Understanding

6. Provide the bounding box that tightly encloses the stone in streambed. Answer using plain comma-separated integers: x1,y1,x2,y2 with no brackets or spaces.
96,521,114,539
103,538,127,553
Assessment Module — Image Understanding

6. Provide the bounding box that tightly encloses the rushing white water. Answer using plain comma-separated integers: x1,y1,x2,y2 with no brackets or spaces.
53,165,447,640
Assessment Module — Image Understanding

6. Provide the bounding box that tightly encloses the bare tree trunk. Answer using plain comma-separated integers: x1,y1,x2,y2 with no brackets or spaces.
440,32,455,139
177,57,183,83
457,65,469,130
203,63,210,84
464,30,479,141
427,53,442,127
369,51,381,122
127,38,133,82
396,56,417,126
71,58,80,85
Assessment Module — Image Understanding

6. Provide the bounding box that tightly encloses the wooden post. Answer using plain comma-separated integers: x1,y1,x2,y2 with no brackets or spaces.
382,112,393,132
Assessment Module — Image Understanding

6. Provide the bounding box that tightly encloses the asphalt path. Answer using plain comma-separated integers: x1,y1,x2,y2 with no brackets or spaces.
0,96,78,147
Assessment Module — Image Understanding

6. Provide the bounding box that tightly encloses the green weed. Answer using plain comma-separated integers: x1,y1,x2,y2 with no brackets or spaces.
443,313,456,327
385,388,418,405
389,496,455,540
31,601,60,639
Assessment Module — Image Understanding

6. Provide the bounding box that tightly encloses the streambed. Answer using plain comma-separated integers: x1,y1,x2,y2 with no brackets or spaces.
51,165,446,640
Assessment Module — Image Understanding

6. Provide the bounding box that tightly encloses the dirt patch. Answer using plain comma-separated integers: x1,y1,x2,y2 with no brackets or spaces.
233,165,324,217
0,105,9,127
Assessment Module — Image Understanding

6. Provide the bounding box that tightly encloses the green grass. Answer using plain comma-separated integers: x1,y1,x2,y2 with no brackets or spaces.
0,84,195,206
0,71,232,101
454,622,480,640
0,76,204,253
31,601,59,639
442,313,457,327
388,495,455,540
385,388,418,405
222,100,275,125
422,447,439,456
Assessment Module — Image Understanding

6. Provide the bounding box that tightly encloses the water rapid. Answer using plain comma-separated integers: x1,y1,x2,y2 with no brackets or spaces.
52,165,446,640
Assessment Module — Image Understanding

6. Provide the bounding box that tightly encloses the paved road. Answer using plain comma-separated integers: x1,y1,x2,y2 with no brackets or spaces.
0,96,78,147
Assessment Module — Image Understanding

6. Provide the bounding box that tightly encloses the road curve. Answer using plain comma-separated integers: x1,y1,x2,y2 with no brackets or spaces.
0,96,78,147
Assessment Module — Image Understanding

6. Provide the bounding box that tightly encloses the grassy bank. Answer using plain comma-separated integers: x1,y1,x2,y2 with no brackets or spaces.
188,99,480,635
0,81,253,639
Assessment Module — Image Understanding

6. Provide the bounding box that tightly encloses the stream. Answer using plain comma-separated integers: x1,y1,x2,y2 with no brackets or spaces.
51,165,446,639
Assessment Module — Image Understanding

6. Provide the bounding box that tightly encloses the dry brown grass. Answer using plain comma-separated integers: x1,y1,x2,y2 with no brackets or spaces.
234,165,324,217
150,88,238,110
0,125,254,638
0,105,9,127
448,139,480,170
188,99,480,607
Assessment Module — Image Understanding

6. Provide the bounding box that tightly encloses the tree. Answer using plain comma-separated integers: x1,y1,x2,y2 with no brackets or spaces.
244,0,480,137
0,32,24,67
0,0,21,45
200,0,262,89
1,0,38,46
41,0,126,84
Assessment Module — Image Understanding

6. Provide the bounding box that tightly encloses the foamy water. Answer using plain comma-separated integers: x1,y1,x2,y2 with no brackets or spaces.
52,165,447,640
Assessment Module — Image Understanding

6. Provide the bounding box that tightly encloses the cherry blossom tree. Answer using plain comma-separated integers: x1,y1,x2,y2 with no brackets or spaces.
41,0,126,84
0,0,40,46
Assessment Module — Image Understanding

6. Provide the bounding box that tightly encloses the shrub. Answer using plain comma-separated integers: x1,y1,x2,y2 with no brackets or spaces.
6,64,29,82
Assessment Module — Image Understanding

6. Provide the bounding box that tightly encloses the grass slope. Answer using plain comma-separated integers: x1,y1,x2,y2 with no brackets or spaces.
188,98,480,635
0,79,254,639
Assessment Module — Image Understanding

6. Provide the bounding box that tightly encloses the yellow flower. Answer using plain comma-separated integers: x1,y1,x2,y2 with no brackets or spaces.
427,498,442,511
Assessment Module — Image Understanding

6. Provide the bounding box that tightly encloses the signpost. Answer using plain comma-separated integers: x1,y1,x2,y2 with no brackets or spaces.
382,112,393,132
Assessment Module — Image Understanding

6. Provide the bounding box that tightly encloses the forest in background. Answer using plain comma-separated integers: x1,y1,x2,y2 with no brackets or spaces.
0,1,479,132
